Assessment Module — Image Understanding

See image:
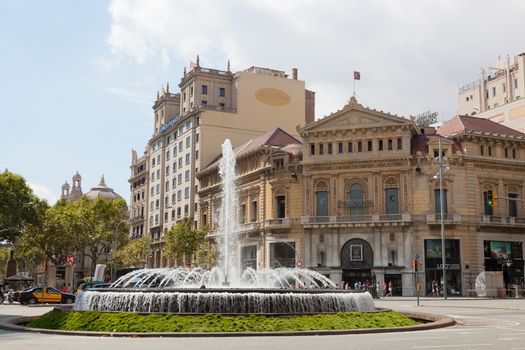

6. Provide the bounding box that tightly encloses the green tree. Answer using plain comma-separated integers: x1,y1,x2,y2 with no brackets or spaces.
114,236,150,268
165,218,208,265
194,239,217,269
68,197,128,275
0,170,47,241
0,247,9,280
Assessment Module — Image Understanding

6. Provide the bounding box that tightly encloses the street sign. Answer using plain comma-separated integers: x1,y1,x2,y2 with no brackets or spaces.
415,253,420,260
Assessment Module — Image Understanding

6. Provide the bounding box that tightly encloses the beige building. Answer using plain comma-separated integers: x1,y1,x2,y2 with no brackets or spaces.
198,128,304,271
198,97,525,296
129,59,314,267
458,52,525,132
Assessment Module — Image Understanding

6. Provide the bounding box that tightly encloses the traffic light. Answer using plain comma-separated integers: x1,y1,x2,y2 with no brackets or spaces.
487,190,493,207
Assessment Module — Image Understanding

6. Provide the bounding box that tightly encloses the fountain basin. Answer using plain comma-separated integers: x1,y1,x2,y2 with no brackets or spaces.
74,288,375,314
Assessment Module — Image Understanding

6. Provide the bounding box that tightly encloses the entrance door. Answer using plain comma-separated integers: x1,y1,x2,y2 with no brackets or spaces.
342,269,371,289
384,274,402,296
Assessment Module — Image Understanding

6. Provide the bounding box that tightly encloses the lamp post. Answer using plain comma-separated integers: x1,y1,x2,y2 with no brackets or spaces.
437,139,447,299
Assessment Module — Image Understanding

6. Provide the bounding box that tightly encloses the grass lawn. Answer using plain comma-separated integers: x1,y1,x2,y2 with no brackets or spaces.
27,310,418,333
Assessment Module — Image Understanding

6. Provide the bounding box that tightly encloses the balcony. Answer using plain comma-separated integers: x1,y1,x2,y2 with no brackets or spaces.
129,215,145,223
301,214,411,227
426,213,462,225
264,218,300,230
480,215,525,227
239,222,260,233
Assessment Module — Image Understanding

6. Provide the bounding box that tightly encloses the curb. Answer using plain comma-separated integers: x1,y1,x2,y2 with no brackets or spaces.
0,311,455,337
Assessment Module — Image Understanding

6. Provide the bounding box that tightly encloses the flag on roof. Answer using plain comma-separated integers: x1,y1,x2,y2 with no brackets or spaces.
354,71,361,80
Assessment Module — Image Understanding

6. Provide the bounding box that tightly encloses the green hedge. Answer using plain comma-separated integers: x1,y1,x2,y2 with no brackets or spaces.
28,310,417,333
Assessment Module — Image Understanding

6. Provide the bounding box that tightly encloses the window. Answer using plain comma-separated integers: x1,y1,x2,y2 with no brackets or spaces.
185,153,190,164
240,204,246,224
173,146,177,155
319,144,324,155
177,190,182,201
172,193,176,203
385,188,399,214
151,172,155,181
156,169,160,179
196,133,199,142
515,79,518,89
166,150,170,160
276,195,286,218
367,140,372,151
270,242,295,268
157,155,160,164
328,143,333,154
513,148,517,159
165,166,170,175
178,157,183,167
150,187,154,196
505,148,509,158
150,201,153,210
316,191,329,216
184,187,189,198
202,85,207,94
387,139,393,150
172,163,176,172
503,83,506,93
483,190,493,216
185,170,190,182
348,183,364,216
219,87,225,97
184,204,189,215
310,144,315,155
165,181,169,191
202,214,207,226
155,199,159,209
186,136,191,148
397,138,402,150
178,174,182,185
480,145,484,155
240,245,257,270
378,140,383,151
338,142,343,153
434,189,448,214
220,102,225,109
492,86,496,97
357,141,362,152
488,146,492,156
155,184,160,194
177,207,181,217
165,196,169,206
201,100,207,106
509,193,518,217
195,150,199,160
251,201,258,222
179,141,183,152
348,142,353,153
152,158,155,167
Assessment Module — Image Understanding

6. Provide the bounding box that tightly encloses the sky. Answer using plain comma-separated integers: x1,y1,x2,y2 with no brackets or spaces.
1,0,525,205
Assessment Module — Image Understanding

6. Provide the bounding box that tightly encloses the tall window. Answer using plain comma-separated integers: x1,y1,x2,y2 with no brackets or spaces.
434,189,448,214
509,193,518,217
387,139,393,150
338,142,343,153
240,204,246,224
316,191,329,216
202,85,208,94
349,183,364,216
378,140,383,151
348,142,353,153
357,141,363,152
276,195,286,218
480,145,484,155
397,138,402,150
251,201,258,222
219,87,225,97
385,188,399,214
367,140,372,151
310,144,315,155
319,144,324,155
328,143,333,154
483,190,493,216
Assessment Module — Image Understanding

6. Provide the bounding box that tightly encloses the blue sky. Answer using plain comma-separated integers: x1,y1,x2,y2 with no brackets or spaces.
1,0,524,204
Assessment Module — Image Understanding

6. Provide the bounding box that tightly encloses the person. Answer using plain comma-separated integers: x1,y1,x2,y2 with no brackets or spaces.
61,285,67,293
431,280,438,297
354,281,359,290
383,281,389,297
388,281,393,296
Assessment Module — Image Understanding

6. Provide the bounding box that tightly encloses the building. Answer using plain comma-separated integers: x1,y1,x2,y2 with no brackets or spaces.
458,52,525,132
129,59,315,267
199,97,525,296
197,128,304,271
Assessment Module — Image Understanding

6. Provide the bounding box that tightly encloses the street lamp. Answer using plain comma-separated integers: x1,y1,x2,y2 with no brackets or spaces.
433,139,449,300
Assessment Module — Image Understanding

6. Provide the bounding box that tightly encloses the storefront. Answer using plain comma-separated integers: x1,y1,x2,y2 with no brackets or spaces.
424,239,462,296
483,240,524,287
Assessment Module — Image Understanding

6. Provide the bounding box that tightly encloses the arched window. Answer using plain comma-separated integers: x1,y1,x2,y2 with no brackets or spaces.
348,183,364,216
315,180,329,217
384,177,399,214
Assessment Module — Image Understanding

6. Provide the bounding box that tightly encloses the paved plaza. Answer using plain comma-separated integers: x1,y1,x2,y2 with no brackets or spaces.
2,298,525,350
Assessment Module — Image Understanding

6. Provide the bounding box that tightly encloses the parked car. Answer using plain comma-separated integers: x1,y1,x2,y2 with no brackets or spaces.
77,281,111,294
16,286,76,305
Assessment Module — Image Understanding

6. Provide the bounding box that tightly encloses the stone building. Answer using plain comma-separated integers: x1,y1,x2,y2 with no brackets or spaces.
129,58,314,267
198,97,525,296
197,128,304,271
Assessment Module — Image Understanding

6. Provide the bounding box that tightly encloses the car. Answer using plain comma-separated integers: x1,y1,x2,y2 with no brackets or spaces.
77,281,111,294
17,286,76,305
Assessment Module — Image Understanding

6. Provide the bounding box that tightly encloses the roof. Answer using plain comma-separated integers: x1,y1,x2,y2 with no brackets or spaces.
85,176,124,201
411,134,463,155
204,128,301,170
438,115,525,139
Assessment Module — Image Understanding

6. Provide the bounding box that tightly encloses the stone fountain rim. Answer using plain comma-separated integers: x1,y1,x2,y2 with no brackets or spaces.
89,287,367,294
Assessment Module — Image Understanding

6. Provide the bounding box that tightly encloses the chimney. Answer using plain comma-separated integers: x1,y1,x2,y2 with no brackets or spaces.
292,68,298,80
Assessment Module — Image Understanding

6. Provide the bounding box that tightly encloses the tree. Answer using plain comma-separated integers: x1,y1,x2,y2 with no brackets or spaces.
164,218,208,265
0,170,47,242
68,197,128,275
413,111,438,127
0,247,9,279
114,236,150,268
194,240,217,269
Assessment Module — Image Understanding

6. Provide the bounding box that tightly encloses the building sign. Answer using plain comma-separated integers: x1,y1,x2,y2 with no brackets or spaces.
350,245,363,261
337,199,374,207
436,263,461,270
159,115,180,133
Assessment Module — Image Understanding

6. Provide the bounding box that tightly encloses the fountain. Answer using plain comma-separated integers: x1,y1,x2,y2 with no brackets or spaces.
74,139,375,314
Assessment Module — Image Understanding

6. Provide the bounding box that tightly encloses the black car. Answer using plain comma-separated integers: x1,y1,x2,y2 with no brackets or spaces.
16,286,76,305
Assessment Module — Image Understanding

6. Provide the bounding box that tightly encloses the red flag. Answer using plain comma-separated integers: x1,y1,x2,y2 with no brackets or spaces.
354,71,361,80
189,61,197,69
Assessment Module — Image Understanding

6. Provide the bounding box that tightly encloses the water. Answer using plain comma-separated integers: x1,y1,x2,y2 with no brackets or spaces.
73,139,376,314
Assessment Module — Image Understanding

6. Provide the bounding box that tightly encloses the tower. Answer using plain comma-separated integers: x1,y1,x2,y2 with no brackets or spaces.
61,181,70,199
69,171,83,200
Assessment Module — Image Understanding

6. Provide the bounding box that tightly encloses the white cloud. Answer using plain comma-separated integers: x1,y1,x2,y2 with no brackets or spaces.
105,0,525,119
28,182,58,205
105,86,152,106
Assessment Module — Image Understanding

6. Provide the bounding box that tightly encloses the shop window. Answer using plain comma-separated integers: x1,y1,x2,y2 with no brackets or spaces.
269,242,295,268
240,245,257,270
424,239,462,296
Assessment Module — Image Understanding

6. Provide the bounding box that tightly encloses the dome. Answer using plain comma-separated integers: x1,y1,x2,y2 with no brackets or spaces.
85,176,123,201
72,171,82,181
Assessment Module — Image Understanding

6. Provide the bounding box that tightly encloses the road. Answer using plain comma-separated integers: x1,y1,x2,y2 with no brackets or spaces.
1,298,525,350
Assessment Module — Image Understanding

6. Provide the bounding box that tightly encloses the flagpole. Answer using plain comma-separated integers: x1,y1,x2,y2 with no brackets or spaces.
353,76,356,97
